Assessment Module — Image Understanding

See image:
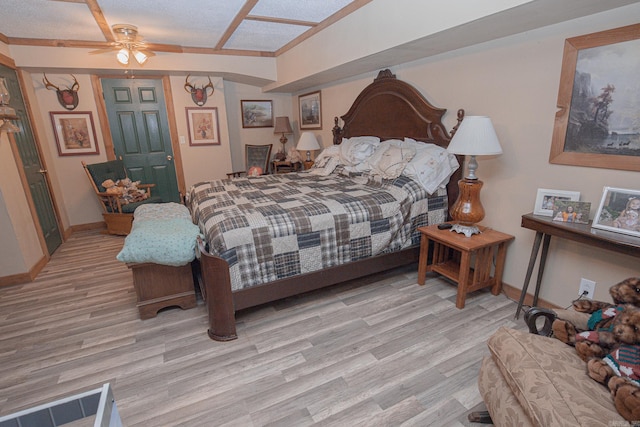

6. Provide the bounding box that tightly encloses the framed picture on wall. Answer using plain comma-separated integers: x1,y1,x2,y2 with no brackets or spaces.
592,187,640,237
299,90,322,129
549,23,640,172
50,111,99,156
186,107,220,146
240,100,273,128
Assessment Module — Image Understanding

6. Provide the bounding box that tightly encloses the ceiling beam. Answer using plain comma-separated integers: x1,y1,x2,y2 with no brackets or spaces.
215,0,259,50
84,0,114,42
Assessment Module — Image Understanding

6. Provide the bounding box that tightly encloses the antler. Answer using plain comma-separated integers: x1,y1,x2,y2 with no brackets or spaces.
204,76,214,95
70,75,79,92
184,74,195,93
43,73,60,91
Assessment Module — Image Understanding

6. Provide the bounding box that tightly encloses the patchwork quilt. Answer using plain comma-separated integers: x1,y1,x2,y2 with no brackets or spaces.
188,170,447,291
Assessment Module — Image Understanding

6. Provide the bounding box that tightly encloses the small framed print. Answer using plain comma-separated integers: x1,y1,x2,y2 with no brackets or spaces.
533,188,581,216
552,200,591,224
241,100,273,128
592,187,640,237
186,107,220,146
299,90,322,129
50,111,99,156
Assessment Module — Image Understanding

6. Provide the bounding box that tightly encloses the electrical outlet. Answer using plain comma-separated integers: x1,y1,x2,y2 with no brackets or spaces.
578,278,596,299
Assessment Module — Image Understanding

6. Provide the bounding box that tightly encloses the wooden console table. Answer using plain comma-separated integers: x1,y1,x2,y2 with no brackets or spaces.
515,212,640,318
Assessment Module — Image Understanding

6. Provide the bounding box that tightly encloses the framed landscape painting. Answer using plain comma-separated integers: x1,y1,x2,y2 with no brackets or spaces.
299,91,322,130
549,23,640,172
241,100,273,128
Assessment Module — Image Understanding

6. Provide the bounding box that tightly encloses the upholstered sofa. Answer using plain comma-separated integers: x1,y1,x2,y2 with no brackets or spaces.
478,310,629,426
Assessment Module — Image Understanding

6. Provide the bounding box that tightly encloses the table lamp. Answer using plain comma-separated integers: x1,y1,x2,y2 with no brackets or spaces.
273,116,292,161
446,116,502,237
297,132,320,168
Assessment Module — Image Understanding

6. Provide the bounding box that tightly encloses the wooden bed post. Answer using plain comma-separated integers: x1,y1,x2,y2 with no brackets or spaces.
197,238,238,341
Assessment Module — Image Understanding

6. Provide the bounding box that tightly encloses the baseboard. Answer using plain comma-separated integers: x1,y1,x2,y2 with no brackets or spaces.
0,255,47,287
69,221,106,233
501,282,560,310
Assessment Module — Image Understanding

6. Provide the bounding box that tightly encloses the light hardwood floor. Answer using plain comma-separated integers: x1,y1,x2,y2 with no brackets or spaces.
0,230,527,426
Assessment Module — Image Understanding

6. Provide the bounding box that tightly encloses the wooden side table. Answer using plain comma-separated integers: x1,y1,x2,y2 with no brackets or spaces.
417,224,514,308
272,161,302,174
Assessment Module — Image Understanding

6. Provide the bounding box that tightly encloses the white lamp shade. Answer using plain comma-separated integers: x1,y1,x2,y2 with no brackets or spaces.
132,50,148,64
447,116,502,156
116,48,129,65
297,132,320,151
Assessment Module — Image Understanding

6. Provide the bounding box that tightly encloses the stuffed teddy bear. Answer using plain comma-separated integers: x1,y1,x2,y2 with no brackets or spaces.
586,304,640,422
551,277,640,362
101,178,148,204
101,179,123,195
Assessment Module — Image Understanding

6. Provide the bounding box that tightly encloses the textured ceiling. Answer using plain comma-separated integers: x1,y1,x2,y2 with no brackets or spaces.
0,0,365,56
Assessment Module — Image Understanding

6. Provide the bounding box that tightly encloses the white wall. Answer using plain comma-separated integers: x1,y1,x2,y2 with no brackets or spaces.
308,4,640,306
169,75,232,187
224,81,295,173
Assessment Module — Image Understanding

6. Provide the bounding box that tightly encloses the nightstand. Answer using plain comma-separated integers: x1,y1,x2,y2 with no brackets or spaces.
272,161,302,174
417,224,514,308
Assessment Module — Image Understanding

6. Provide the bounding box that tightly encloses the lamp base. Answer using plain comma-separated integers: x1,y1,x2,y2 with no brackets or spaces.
450,178,485,238
450,223,482,237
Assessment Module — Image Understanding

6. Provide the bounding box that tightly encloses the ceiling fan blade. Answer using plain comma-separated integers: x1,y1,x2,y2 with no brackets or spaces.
88,47,118,55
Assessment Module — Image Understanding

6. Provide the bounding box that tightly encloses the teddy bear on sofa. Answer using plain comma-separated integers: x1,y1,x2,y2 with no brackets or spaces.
585,304,640,423
551,277,640,362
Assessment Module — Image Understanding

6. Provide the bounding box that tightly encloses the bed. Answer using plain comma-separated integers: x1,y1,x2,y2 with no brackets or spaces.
191,69,464,341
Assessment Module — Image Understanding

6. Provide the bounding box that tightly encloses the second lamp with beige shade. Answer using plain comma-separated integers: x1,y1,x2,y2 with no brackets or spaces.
273,116,293,161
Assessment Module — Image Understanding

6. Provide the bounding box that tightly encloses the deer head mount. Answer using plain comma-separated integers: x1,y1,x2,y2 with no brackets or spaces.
43,74,79,110
184,75,214,106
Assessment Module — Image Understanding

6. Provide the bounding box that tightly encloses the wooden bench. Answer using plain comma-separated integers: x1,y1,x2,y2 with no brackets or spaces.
129,262,196,319
116,202,201,319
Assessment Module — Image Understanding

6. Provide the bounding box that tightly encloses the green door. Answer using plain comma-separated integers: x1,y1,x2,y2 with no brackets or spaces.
1,65,62,255
101,78,180,203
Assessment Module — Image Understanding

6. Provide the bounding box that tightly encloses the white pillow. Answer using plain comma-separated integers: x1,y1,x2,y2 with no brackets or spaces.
339,136,380,168
368,144,416,179
309,154,340,176
403,143,460,194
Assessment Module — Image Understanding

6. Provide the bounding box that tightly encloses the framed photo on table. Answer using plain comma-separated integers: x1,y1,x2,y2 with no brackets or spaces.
549,23,640,172
552,200,591,224
592,187,640,237
533,188,580,216
50,111,99,156
186,107,220,146
299,90,322,129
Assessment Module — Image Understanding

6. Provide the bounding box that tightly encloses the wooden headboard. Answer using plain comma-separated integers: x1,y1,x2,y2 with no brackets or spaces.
331,69,464,216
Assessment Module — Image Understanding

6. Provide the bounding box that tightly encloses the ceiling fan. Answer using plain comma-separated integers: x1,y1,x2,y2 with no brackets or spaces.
90,24,156,65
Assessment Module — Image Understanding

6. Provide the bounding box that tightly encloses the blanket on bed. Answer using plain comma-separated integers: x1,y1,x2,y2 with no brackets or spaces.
188,171,447,291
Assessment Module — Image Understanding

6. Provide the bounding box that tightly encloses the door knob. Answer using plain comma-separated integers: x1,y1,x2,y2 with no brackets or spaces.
38,169,48,174
167,155,173,161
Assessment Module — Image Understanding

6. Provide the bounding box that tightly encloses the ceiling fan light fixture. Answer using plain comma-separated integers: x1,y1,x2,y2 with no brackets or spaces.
132,49,148,65
116,47,130,65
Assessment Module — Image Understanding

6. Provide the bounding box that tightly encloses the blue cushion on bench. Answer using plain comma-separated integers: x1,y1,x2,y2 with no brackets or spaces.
116,203,201,266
